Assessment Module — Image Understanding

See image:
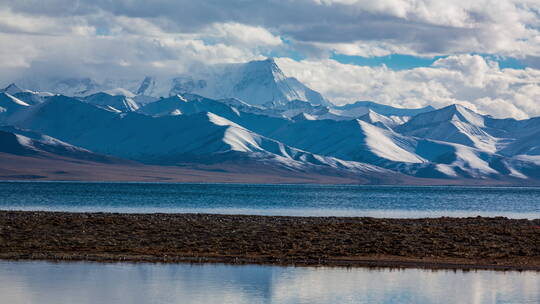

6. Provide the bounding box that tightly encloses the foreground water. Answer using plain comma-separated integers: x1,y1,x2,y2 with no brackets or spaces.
0,261,538,304
1,182,539,218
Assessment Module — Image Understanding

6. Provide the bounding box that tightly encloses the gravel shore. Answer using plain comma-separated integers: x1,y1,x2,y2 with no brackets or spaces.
1,211,539,270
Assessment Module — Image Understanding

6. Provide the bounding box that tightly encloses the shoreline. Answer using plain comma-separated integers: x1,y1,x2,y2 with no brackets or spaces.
1,211,539,271
2,253,540,271
4,179,540,187
3,178,540,187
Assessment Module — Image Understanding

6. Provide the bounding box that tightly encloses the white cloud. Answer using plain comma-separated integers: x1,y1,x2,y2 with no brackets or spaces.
1,0,540,119
298,0,540,60
206,23,282,47
0,12,278,82
277,55,540,119
2,0,540,60
0,8,95,36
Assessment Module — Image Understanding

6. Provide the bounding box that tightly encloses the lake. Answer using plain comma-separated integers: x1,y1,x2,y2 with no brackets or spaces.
0,181,539,218
0,261,538,304
1,182,539,304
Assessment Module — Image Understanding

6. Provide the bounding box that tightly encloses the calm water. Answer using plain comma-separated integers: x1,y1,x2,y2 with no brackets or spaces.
0,182,539,218
0,261,538,304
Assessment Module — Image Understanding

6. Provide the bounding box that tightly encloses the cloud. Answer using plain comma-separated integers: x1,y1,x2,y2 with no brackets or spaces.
276,55,540,119
0,1,540,119
205,23,282,47
0,7,281,82
2,0,540,60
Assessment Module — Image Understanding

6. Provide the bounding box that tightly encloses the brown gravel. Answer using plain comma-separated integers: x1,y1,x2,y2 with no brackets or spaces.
0,211,539,270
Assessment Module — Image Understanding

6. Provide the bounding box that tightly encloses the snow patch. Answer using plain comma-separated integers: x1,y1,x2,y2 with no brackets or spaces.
359,121,424,163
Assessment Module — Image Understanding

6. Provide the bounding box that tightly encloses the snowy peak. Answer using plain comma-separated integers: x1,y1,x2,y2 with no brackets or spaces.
241,58,285,82
132,58,329,108
334,101,434,117
397,105,499,153
82,92,139,112
13,58,329,109
232,58,328,107
404,104,485,128
448,104,486,127
358,109,407,129
0,83,53,106
1,83,27,95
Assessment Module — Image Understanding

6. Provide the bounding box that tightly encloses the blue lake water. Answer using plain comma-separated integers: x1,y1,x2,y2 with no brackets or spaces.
0,261,538,304
1,182,539,303
0,181,539,218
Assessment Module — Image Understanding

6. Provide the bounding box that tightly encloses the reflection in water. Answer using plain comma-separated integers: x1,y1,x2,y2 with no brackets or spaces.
0,261,538,304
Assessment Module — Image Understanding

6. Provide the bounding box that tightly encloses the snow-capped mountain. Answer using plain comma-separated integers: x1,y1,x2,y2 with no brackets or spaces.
1,83,27,95
1,83,54,105
81,92,139,112
136,58,329,108
396,104,540,156
397,104,499,153
2,59,540,184
14,58,329,109
7,96,403,182
4,91,539,183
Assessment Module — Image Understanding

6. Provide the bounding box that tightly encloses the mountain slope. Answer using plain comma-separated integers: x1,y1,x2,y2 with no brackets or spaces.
397,105,500,153
137,93,291,136
264,118,424,166
0,92,30,123
8,96,402,181
0,126,122,163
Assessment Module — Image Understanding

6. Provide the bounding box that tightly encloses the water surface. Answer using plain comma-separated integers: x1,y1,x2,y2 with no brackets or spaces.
1,182,539,218
0,261,538,304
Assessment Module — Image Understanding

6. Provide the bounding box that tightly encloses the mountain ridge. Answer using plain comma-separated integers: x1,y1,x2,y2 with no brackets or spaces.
2,60,540,184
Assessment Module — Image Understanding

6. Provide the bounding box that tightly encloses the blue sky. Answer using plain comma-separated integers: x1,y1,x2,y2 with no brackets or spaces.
330,53,527,70
265,36,529,70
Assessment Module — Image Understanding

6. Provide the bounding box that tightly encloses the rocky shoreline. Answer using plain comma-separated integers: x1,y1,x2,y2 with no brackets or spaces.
1,211,539,270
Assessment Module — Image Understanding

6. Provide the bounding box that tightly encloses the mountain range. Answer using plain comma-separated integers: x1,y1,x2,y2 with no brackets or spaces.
1,58,539,184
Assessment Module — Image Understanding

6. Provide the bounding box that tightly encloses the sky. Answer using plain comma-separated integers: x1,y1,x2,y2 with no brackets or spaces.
1,0,540,118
